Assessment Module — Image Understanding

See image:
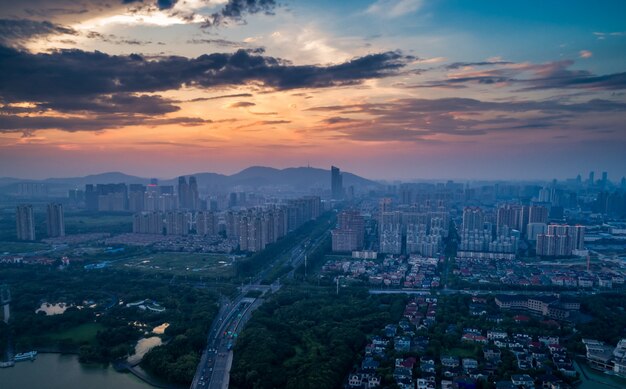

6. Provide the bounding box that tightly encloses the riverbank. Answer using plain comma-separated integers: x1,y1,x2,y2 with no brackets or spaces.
0,353,152,389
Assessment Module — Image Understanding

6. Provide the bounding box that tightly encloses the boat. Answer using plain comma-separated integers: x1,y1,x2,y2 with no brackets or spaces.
0,360,15,368
14,351,37,361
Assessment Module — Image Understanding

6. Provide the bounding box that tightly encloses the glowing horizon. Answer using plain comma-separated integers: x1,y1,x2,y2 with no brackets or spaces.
1,0,625,181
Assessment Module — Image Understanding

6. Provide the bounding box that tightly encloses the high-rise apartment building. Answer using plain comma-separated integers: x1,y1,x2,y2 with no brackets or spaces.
46,203,65,237
196,211,218,236
133,211,164,234
16,204,35,241
496,204,520,235
528,205,548,224
536,224,585,256
462,207,484,232
331,210,365,252
165,211,190,236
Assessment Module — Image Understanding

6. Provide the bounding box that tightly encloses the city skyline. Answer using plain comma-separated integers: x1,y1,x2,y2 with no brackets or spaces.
1,164,624,185
1,1,625,180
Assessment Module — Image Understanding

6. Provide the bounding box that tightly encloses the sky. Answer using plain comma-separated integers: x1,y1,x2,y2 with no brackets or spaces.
0,0,625,181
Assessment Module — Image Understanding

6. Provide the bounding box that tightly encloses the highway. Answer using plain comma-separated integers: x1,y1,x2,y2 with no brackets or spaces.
191,222,332,389
191,284,272,389
191,237,329,388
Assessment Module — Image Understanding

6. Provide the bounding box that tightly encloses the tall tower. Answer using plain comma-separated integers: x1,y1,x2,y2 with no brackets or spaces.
331,166,344,200
177,176,188,209
188,176,199,210
16,204,35,241
46,202,65,237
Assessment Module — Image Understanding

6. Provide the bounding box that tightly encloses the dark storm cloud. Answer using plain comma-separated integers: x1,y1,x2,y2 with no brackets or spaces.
0,45,406,133
0,19,77,47
444,61,514,70
417,60,626,90
187,93,253,102
0,114,209,133
307,97,626,142
0,46,407,102
38,94,181,115
203,0,277,27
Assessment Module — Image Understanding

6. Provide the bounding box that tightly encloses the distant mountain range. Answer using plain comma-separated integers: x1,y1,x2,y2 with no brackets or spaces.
0,166,380,191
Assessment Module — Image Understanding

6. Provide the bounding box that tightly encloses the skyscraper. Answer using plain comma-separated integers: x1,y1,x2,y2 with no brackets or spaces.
188,176,199,210
177,176,188,209
46,203,65,237
331,166,343,200
16,204,35,241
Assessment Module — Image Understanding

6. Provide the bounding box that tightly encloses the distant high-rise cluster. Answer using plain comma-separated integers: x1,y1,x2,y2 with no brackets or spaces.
132,195,321,252
83,176,200,212
374,197,449,256
536,225,585,257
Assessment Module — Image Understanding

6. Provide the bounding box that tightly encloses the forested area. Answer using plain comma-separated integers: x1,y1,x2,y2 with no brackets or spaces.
230,287,405,389
0,266,218,384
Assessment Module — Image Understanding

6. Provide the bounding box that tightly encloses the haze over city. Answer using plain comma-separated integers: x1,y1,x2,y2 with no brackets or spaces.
2,2,626,389
1,0,625,180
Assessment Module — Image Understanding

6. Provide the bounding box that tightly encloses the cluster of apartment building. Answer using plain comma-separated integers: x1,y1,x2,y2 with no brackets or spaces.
81,177,199,212
15,203,65,241
535,224,586,257
132,196,321,252
378,199,449,256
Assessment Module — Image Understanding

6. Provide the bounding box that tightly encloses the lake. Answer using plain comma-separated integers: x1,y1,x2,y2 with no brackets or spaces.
0,353,153,389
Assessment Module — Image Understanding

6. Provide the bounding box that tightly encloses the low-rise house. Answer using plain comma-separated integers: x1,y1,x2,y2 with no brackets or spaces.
462,358,478,371
488,330,508,340
484,346,502,362
385,324,398,337
441,355,460,368
511,374,535,388
361,356,379,371
394,336,411,352
538,336,559,346
462,333,488,344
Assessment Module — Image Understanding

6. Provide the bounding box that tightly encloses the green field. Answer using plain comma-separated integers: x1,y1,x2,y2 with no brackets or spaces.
47,323,105,344
64,214,132,234
114,252,236,278
0,241,48,254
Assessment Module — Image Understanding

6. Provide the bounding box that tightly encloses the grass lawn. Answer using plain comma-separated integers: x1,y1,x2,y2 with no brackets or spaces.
114,252,235,278
47,323,105,344
64,214,132,234
0,241,48,254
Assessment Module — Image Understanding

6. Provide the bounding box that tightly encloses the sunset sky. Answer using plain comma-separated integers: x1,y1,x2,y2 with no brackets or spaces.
1,0,625,180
